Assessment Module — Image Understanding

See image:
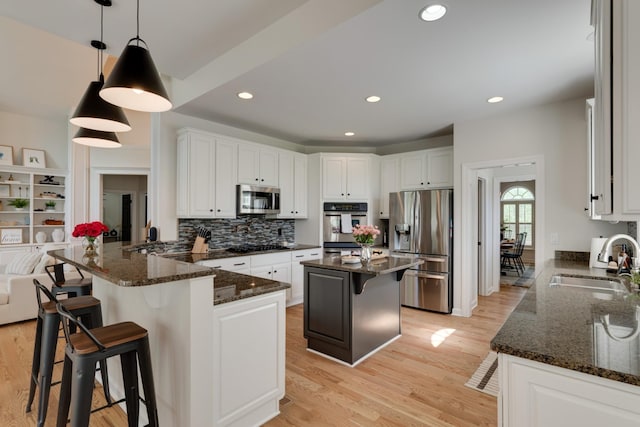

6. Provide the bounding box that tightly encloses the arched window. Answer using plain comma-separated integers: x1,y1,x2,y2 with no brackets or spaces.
501,185,534,246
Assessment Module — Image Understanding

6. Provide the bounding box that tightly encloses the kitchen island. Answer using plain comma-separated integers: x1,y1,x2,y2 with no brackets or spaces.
50,242,290,427
491,260,640,427
301,255,422,366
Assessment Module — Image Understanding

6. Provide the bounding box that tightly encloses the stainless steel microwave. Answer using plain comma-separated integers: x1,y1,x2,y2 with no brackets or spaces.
236,184,281,215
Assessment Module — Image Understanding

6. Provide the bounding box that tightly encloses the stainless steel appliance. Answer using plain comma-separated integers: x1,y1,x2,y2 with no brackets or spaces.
236,184,280,215
323,202,368,254
390,189,453,313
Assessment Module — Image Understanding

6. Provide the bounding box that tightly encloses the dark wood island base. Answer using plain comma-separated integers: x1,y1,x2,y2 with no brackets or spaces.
302,256,422,366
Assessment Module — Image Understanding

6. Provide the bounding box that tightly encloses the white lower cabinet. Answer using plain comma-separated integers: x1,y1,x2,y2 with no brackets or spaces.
290,248,322,306
213,290,286,426
251,252,291,285
499,353,640,427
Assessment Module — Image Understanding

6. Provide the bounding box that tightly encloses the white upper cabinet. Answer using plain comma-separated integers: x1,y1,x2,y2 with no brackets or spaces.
278,152,308,219
592,0,640,218
238,143,279,187
379,156,399,218
322,156,369,201
399,147,453,190
176,129,237,218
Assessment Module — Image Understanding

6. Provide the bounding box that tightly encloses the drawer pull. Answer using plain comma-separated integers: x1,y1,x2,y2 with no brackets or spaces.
233,262,246,266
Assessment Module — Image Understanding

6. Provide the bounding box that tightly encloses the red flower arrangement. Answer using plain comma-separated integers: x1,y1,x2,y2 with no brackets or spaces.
72,221,109,239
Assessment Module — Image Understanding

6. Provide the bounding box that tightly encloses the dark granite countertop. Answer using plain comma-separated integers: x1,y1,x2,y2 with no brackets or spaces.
301,254,422,275
49,242,291,305
162,244,321,264
491,259,640,386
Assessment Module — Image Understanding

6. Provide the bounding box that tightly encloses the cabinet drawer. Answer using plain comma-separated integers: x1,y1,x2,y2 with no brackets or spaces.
251,252,291,267
291,248,322,262
198,256,251,271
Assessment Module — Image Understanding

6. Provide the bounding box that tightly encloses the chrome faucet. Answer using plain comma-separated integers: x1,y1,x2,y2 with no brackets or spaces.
598,234,640,275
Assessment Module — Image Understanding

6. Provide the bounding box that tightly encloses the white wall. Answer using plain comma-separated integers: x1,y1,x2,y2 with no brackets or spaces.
0,110,68,169
453,98,627,316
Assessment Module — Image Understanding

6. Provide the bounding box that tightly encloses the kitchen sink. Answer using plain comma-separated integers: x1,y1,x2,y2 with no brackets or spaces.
548,274,628,293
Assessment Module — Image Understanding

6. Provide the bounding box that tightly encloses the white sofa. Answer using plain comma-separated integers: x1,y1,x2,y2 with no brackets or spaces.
0,248,84,326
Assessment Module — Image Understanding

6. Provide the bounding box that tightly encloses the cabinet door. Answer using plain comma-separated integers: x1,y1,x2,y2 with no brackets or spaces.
400,153,427,189
616,0,640,214
214,138,238,218
345,158,369,200
592,0,612,215
272,262,291,284
176,135,190,217
259,149,279,186
278,151,294,218
237,144,260,185
251,265,273,280
426,148,453,188
323,158,347,199
379,157,399,217
293,154,308,218
188,134,216,217
304,267,350,347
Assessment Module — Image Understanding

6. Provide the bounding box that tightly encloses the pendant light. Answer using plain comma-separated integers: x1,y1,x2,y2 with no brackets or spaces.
100,0,172,112
72,127,122,148
70,0,131,133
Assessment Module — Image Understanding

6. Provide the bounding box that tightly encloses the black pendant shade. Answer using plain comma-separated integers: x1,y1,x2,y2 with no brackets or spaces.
100,40,172,112
70,76,131,132
72,127,122,148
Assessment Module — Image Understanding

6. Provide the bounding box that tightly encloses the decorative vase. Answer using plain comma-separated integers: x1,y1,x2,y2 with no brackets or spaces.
359,243,373,263
35,231,47,244
52,228,64,242
82,236,99,257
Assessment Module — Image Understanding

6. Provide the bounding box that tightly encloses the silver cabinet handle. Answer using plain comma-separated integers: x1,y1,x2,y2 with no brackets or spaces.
233,262,246,266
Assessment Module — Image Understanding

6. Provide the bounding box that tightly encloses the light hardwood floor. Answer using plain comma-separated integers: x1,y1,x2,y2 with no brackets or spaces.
0,284,525,426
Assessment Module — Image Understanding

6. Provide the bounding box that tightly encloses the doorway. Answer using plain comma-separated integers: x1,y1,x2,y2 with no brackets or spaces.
90,168,149,243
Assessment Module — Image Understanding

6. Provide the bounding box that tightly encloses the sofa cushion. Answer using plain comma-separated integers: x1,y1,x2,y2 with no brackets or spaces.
5,252,42,275
33,254,55,274
0,281,7,305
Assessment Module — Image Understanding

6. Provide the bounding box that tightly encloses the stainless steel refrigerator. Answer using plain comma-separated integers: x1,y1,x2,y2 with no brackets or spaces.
389,189,453,313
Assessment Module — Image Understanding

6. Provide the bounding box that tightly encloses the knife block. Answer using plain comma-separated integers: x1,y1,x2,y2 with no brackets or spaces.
191,236,208,254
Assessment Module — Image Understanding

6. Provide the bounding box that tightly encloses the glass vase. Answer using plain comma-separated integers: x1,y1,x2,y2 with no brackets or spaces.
359,243,373,263
82,236,99,257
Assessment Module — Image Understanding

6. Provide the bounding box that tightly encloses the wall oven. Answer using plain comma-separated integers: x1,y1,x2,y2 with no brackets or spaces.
322,202,368,253
236,184,280,215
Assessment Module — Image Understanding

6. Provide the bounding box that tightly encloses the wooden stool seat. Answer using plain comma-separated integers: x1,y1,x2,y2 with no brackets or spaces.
70,322,148,355
41,295,99,314
46,263,93,298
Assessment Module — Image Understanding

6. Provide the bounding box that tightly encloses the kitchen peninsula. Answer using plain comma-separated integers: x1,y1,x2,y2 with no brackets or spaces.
50,242,290,427
491,260,640,426
301,255,422,365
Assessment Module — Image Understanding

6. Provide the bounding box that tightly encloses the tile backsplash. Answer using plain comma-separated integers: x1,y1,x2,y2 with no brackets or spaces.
178,216,295,249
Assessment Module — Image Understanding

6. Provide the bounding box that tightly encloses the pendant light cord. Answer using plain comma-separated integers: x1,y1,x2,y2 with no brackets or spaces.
136,0,140,46
99,4,104,80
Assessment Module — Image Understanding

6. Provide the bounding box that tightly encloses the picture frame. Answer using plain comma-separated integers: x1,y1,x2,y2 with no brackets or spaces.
23,148,46,168
1,228,23,244
0,184,9,197
0,145,13,166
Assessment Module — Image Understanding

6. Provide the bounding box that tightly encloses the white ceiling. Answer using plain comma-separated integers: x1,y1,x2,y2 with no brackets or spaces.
0,0,594,147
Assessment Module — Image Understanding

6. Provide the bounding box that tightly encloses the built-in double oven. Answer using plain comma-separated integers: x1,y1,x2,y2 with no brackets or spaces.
322,202,368,254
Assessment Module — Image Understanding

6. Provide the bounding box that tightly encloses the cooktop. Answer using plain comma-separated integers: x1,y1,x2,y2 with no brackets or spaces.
226,244,290,254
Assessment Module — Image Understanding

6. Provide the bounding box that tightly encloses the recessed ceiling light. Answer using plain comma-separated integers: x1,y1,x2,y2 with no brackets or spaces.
487,96,504,104
345,132,355,136
237,92,253,100
419,4,447,22
366,95,381,103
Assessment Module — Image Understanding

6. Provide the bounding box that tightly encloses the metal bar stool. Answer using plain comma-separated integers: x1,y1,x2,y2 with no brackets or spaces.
46,263,93,298
56,303,159,427
26,279,111,427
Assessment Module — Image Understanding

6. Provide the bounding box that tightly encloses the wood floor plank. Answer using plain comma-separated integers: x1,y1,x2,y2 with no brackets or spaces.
0,284,525,426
